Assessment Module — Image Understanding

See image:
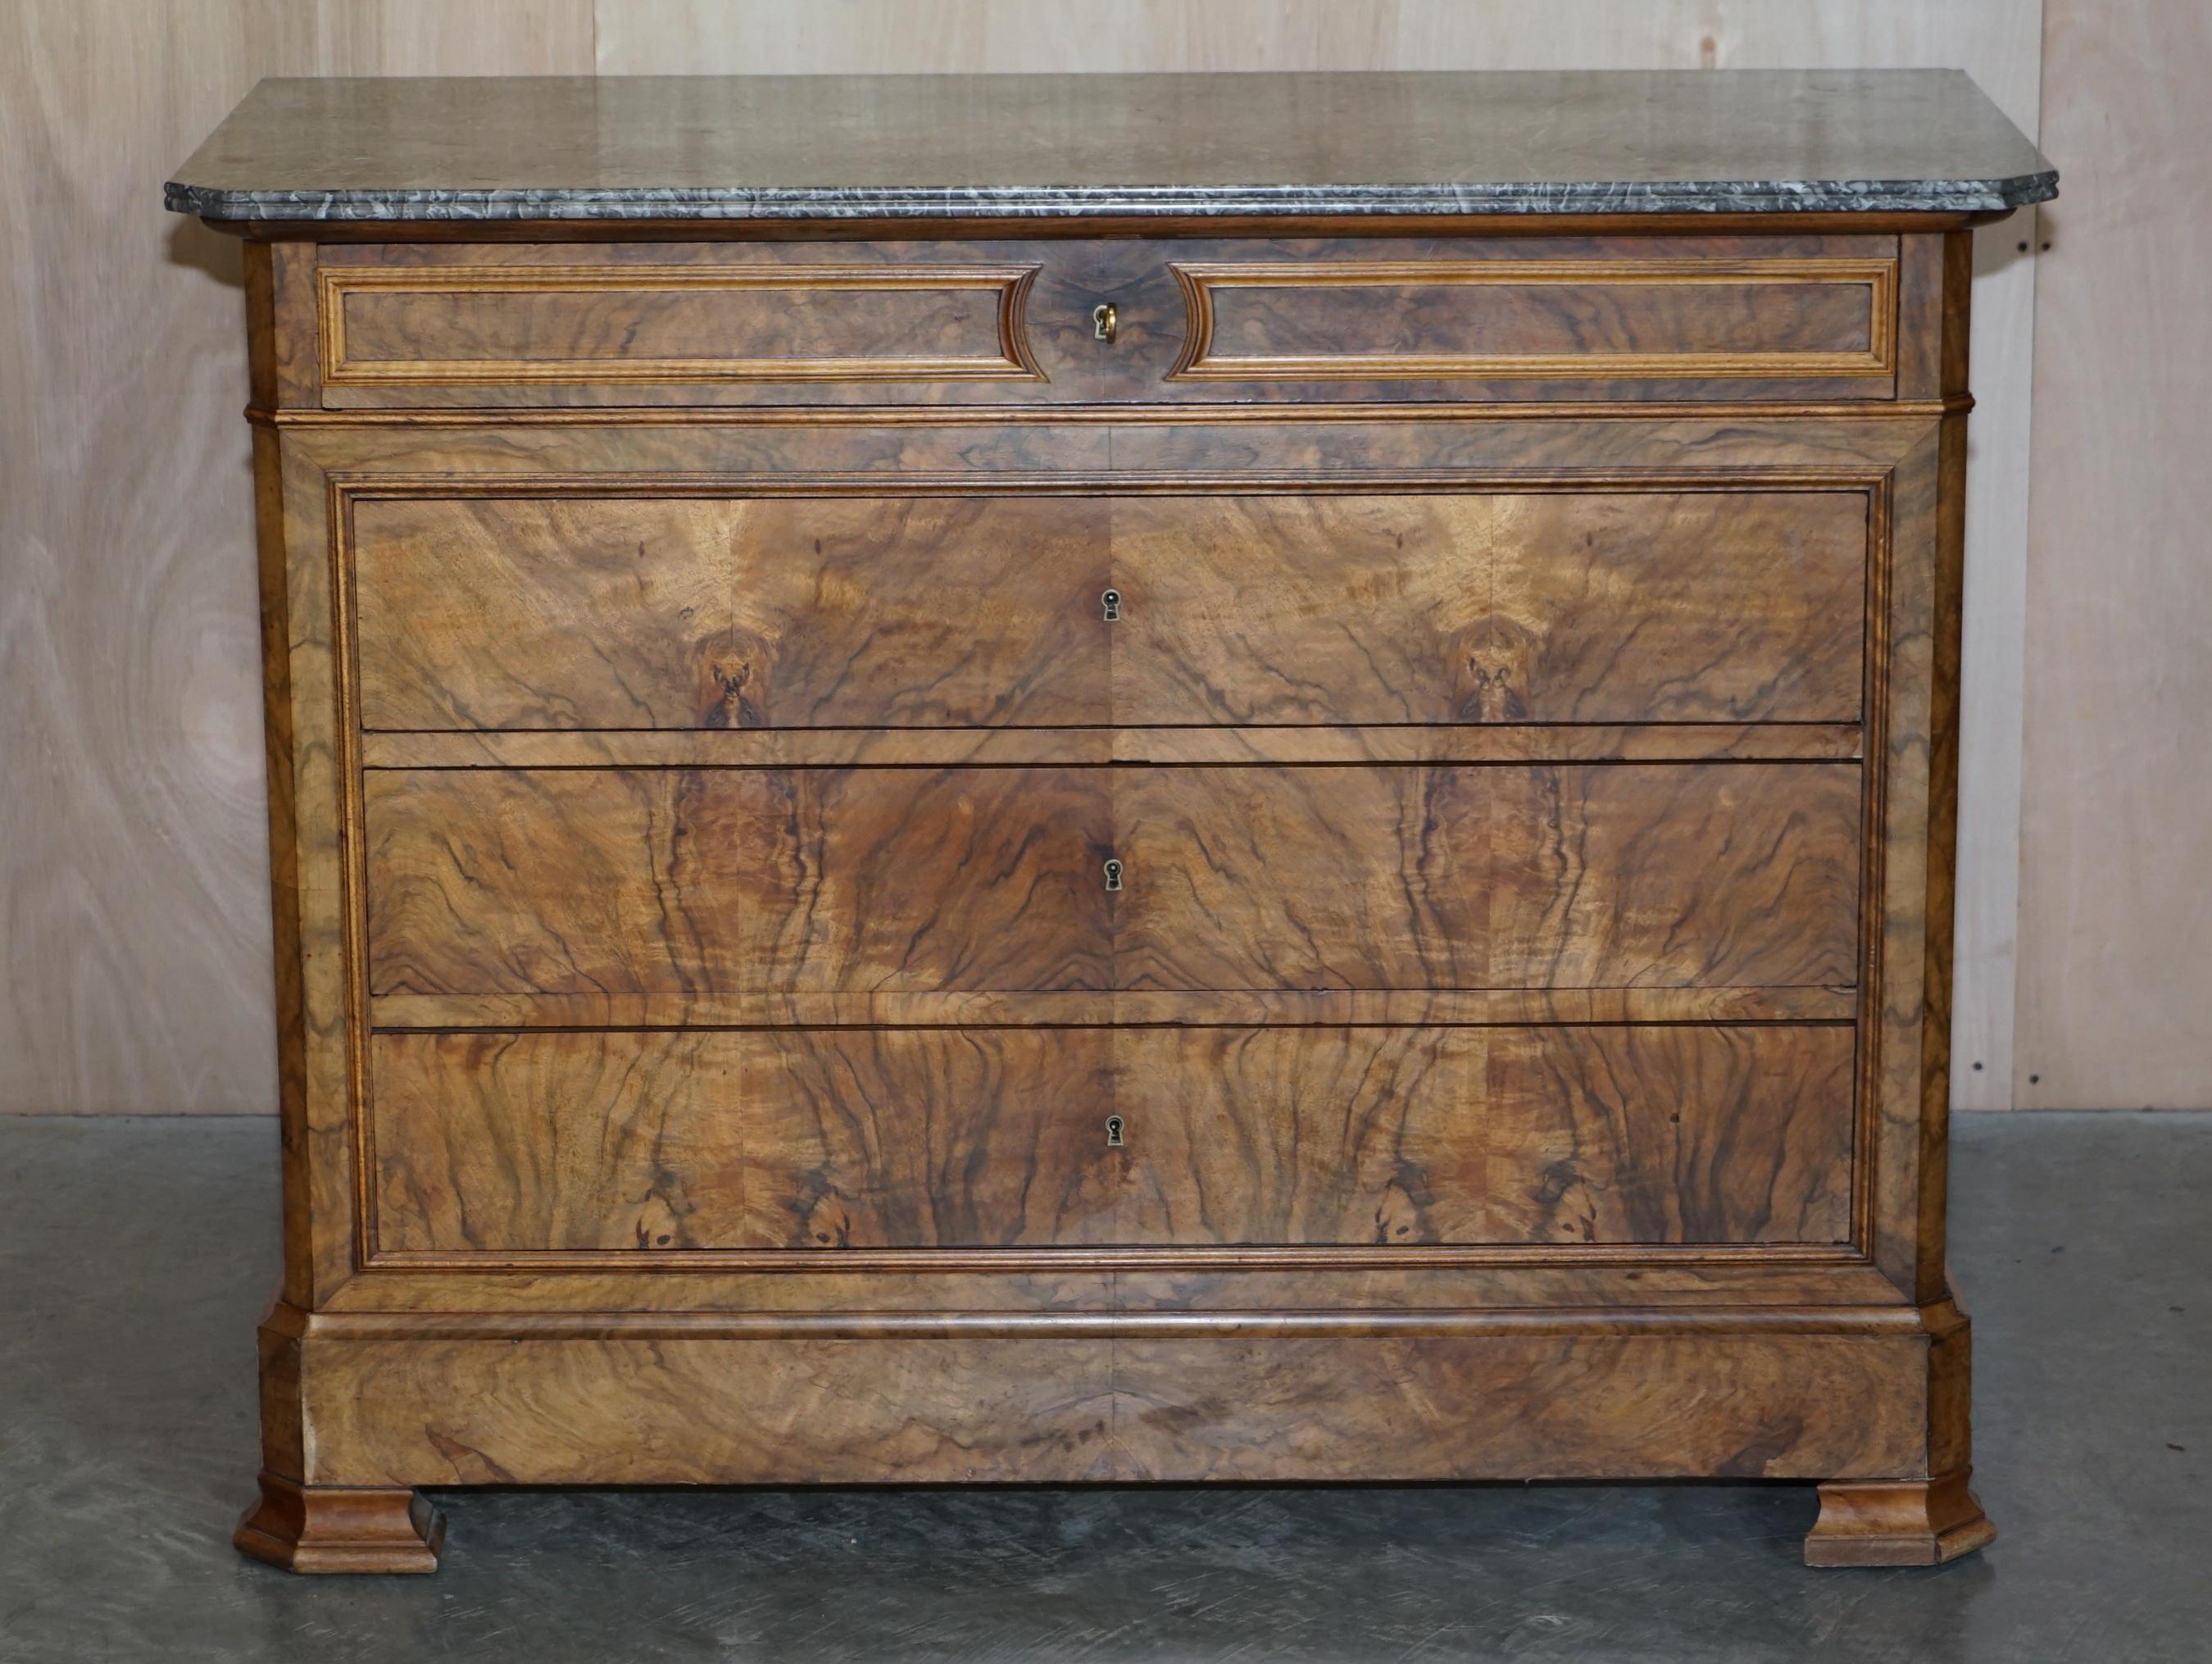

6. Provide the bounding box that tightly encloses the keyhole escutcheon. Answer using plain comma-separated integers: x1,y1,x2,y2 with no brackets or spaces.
1092,302,1118,343
1102,857,1124,893
1105,1116,1126,1148
1101,587,1122,622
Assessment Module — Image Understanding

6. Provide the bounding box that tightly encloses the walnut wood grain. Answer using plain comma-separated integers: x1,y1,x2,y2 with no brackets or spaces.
216,194,1997,1571
1478,1025,1857,1245
286,1328,1928,1488
302,1332,1125,1485
363,766,1111,997
313,234,1909,407
363,762,1857,998
264,386,359,1306
353,495,1108,730
1120,1024,1851,1247
317,1257,1912,1318
321,261,1042,387
1170,257,1892,382
370,1027,1119,1252
354,487,1861,733
1092,234,1905,406
317,239,1086,407
1115,763,1861,991
1105,1331,1923,1482
1113,491,1866,725
369,1023,1848,1253
280,406,1924,480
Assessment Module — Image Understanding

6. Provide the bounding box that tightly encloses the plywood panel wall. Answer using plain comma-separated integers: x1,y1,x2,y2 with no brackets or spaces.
0,1,593,1115
0,0,2084,1112
2014,0,2212,1109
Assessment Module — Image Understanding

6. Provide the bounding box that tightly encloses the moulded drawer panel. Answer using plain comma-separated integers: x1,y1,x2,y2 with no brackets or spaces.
320,258,1047,393
1113,762,1863,992
352,496,1110,732
366,1023,1852,1253
363,762,1859,999
369,1027,1120,1253
362,766,1114,998
350,489,1864,733
1167,256,1893,385
309,234,1901,408
1111,490,1867,725
1116,1023,1854,1247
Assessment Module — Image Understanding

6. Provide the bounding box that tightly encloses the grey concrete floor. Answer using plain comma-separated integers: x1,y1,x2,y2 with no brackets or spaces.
0,1112,2205,1663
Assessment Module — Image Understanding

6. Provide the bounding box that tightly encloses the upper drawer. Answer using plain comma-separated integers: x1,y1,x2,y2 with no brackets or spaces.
318,257,1044,398
352,495,1109,731
1159,253,1893,392
349,489,1864,732
307,234,1900,407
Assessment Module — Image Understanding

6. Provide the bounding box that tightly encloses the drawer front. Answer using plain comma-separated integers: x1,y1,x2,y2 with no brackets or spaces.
352,496,1109,731
368,1023,1851,1253
1114,490,1866,725
362,762,1857,999
1115,762,1861,991
311,234,1898,407
1118,1025,1853,1247
320,257,1044,395
351,489,1863,732
363,767,1113,998
370,1028,1120,1252
1165,255,1891,388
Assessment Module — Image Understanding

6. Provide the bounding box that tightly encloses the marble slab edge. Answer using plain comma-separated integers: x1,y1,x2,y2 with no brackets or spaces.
163,174,2059,223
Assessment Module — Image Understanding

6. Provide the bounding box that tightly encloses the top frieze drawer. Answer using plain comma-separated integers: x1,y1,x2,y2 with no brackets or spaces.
307,234,1901,409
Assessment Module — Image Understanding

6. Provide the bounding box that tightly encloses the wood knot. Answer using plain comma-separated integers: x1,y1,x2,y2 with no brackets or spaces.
696,633,766,728
1451,620,1539,721
801,1190,855,1249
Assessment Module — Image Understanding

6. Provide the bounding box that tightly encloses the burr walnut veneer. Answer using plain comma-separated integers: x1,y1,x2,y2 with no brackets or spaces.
167,70,2055,1574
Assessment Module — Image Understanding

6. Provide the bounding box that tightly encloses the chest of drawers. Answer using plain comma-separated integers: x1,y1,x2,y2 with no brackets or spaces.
168,70,2055,1572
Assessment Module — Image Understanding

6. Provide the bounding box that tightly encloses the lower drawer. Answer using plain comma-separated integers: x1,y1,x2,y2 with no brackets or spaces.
367,1024,1854,1254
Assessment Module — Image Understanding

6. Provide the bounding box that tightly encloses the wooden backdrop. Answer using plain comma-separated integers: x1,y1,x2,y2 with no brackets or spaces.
1,0,2196,1113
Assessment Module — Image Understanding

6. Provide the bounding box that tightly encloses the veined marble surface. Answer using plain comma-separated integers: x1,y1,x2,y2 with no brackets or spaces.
166,70,2055,223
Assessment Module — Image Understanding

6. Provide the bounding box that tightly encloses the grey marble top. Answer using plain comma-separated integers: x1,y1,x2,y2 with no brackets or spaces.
166,70,2055,224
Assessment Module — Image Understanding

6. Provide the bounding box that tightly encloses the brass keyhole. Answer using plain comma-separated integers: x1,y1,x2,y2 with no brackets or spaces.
1091,302,1118,343
1101,588,1122,622
1105,1116,1126,1148
1102,857,1124,893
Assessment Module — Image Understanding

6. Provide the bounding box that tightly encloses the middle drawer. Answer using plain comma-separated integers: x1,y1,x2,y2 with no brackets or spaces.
350,489,1867,731
363,762,1860,1001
